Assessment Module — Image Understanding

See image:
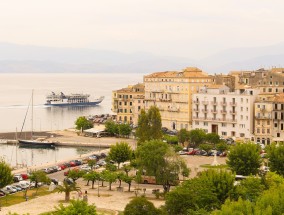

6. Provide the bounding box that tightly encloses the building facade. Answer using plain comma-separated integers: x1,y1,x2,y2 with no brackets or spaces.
192,85,259,141
112,83,145,124
144,67,212,130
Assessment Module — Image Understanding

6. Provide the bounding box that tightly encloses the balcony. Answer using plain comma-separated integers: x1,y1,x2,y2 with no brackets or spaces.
193,108,199,112
230,111,237,115
230,102,237,106
168,107,180,112
220,102,227,106
211,109,218,113
159,98,172,102
202,109,208,113
255,115,272,119
193,100,200,104
202,101,209,105
211,101,218,105
220,110,227,114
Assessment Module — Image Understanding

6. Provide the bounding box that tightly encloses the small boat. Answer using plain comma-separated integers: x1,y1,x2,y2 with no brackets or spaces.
19,90,56,149
18,139,55,149
45,92,104,106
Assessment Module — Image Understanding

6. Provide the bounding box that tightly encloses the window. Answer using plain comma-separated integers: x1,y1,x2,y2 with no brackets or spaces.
130,95,132,98
204,122,208,126
124,102,127,105
268,88,272,92
124,109,127,113
267,129,270,133
130,102,132,106
257,128,260,133
241,107,243,111
277,133,280,137
195,122,199,125
119,102,122,105
222,132,227,136
240,133,245,137
274,123,278,128
221,123,226,127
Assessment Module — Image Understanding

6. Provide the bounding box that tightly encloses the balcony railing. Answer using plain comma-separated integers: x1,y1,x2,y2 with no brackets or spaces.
202,101,209,105
202,109,208,113
220,102,227,106
193,108,199,112
230,111,237,114
230,102,237,106
193,100,200,104
211,109,218,113
211,101,218,105
220,110,227,114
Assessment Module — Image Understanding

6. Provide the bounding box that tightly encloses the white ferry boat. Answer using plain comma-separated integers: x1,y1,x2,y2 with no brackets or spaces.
45,92,104,106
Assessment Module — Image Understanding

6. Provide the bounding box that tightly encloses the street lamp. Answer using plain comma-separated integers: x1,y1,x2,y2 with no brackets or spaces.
97,180,100,197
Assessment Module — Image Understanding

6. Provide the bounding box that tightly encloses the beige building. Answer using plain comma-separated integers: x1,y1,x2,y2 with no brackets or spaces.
144,67,212,130
254,93,284,144
112,83,145,124
192,85,259,141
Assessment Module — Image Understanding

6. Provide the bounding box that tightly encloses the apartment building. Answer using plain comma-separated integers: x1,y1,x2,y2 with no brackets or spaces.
112,83,145,124
144,67,212,130
192,85,259,141
213,74,236,91
254,93,284,144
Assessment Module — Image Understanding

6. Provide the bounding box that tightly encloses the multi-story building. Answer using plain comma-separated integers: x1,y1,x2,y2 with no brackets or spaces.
254,93,284,144
229,68,284,94
192,85,259,141
254,99,273,145
112,83,145,124
144,67,212,130
213,74,236,91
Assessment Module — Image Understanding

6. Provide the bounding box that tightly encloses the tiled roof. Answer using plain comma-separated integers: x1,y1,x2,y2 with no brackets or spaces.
144,67,210,78
273,93,284,103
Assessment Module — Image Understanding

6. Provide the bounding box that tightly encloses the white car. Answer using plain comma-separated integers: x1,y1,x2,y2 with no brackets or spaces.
5,185,17,193
80,165,91,171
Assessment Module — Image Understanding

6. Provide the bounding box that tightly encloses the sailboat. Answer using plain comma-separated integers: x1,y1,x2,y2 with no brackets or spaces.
18,90,55,149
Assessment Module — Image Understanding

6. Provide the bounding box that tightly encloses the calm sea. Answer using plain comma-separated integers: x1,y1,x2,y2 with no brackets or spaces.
0,73,143,132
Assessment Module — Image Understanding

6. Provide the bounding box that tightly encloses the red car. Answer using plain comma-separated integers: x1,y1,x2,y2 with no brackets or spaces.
58,164,67,170
187,149,199,155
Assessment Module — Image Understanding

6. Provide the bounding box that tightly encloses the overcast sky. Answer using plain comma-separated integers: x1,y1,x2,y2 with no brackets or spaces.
0,0,283,59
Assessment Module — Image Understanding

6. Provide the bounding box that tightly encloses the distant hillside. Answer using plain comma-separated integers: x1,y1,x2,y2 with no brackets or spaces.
0,42,283,74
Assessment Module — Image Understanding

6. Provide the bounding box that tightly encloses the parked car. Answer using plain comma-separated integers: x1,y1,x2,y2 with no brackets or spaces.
14,184,24,191
13,175,23,182
58,164,67,170
42,168,52,174
69,161,77,167
97,160,107,166
50,178,59,185
0,190,6,197
80,165,91,172
63,162,71,168
5,185,17,193
18,181,31,189
88,155,98,160
178,150,187,155
63,178,74,185
11,185,21,192
100,152,107,158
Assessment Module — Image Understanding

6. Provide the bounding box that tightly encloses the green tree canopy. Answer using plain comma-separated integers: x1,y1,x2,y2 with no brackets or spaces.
135,106,162,144
206,133,220,146
102,170,117,190
267,144,284,176
226,142,262,175
136,139,189,192
216,141,229,153
0,159,13,189
104,120,118,136
67,169,85,182
52,199,97,215
124,197,161,215
188,129,206,148
177,128,190,145
212,198,254,215
108,142,132,169
75,116,93,131
57,181,81,201
199,143,213,155
29,170,50,188
83,171,100,189
118,123,132,137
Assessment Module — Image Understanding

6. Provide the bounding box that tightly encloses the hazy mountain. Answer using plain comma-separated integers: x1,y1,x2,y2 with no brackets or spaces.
0,42,283,74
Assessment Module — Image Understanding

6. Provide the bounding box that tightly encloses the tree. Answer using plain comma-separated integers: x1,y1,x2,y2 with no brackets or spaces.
104,120,118,136
87,159,97,170
263,172,284,189
103,170,117,190
163,134,178,145
197,169,235,205
67,169,85,182
53,199,97,215
0,159,13,189
199,143,213,155
75,116,93,131
232,176,265,202
147,106,163,140
117,172,125,188
124,197,160,215
177,128,190,146
83,171,100,189
267,144,284,176
135,107,163,144
212,198,254,215
29,170,50,189
216,141,229,153
226,142,262,175
108,142,132,169
122,175,134,192
206,133,220,147
122,164,132,176
136,140,189,192
135,109,150,143
188,129,206,147
57,181,81,201
118,123,132,137
165,178,218,215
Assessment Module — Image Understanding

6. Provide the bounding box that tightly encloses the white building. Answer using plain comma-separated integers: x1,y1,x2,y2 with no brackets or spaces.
192,85,259,141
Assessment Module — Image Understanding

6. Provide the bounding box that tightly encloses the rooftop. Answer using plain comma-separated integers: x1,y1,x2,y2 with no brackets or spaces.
144,67,210,78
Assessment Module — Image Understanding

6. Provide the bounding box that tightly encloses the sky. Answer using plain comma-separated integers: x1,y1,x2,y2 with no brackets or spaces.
0,0,284,59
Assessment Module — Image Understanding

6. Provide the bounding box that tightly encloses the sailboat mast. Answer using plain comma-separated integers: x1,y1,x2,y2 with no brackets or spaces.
31,89,33,139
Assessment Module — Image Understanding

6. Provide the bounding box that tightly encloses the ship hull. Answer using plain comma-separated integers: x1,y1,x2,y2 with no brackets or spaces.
18,140,55,149
44,100,103,106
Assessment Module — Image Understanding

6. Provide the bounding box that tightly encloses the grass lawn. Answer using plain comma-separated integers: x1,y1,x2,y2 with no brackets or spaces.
200,164,228,169
0,186,56,207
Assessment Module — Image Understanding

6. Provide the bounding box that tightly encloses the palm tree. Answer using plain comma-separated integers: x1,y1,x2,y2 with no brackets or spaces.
57,181,81,201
